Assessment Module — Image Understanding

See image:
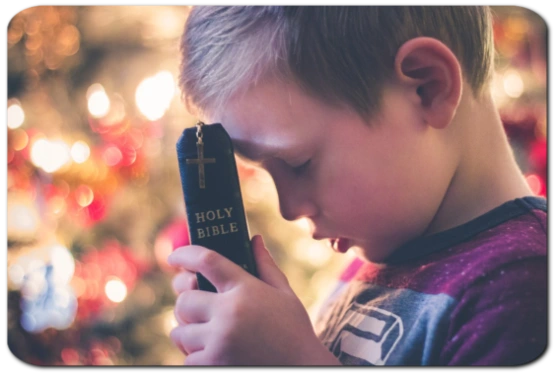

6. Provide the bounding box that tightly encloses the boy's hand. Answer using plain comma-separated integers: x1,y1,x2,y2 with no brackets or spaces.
170,268,198,326
167,235,341,365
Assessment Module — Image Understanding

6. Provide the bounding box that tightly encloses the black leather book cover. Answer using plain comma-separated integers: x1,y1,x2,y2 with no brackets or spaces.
176,123,258,292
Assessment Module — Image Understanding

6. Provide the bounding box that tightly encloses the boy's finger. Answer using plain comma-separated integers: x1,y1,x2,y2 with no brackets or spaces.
184,350,210,366
170,325,187,355
170,324,206,355
168,245,247,293
175,289,214,324
172,272,198,294
251,235,291,291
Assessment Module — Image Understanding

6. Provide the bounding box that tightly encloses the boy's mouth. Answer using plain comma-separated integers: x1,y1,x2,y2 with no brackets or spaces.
329,238,350,253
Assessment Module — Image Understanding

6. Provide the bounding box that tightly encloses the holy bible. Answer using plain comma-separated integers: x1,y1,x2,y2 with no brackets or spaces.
176,122,258,292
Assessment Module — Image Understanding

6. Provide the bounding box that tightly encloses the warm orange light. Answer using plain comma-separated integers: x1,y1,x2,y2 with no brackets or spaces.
11,129,29,151
526,174,543,196
103,146,123,166
75,185,94,207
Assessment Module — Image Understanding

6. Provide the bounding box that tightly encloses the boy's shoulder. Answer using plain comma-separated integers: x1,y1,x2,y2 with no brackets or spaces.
351,196,547,296
445,195,546,261
437,195,547,279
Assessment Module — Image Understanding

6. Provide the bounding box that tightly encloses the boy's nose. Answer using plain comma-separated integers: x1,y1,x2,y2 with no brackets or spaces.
279,196,318,222
274,178,318,222
263,159,319,221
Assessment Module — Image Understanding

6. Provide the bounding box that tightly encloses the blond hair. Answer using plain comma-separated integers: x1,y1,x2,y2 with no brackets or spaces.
179,6,494,119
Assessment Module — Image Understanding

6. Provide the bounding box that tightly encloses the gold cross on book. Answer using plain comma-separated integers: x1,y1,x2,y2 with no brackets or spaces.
186,141,216,189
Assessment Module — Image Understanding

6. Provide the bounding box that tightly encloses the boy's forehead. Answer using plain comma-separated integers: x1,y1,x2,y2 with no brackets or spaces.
224,121,295,161
207,84,302,157
199,115,285,163
204,77,353,159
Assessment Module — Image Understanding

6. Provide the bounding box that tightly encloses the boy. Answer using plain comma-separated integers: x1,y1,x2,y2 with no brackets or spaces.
168,6,547,365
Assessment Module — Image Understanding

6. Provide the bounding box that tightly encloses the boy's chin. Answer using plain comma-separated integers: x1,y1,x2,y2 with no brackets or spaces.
348,243,392,264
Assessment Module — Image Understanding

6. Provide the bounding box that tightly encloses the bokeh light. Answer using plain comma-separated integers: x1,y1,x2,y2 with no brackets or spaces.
11,243,77,325
526,174,543,196
103,145,123,166
135,70,175,121
162,308,178,335
75,185,94,207
7,200,40,235
49,244,76,286
87,83,111,118
48,196,67,216
11,129,29,151
71,141,91,164
105,278,128,303
294,218,312,234
503,69,525,98
8,264,26,288
293,238,333,268
8,102,25,129
30,138,72,173
61,348,80,365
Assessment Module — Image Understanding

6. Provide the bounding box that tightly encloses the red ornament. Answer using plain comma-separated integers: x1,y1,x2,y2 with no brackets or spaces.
73,241,151,321
89,116,131,137
154,217,190,271
86,194,107,222
165,218,191,249
526,174,544,196
529,140,547,172
61,347,80,365
119,145,137,167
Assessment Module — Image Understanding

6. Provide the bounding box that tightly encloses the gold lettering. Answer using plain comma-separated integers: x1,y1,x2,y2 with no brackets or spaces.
196,221,239,238
224,207,233,218
219,224,230,235
195,207,235,225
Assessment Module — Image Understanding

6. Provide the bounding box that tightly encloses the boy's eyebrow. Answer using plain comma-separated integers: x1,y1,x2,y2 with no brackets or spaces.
232,140,267,162
233,140,290,167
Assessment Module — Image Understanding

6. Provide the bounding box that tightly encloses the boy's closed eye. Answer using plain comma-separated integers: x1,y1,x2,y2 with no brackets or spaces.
232,140,312,177
291,159,311,175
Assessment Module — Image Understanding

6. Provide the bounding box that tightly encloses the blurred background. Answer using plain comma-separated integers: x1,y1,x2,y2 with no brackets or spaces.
6,6,547,365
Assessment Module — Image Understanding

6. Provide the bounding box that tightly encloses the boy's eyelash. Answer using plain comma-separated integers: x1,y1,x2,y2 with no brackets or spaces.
292,159,311,174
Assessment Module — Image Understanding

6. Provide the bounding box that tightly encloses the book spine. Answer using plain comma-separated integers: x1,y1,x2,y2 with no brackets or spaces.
176,124,258,292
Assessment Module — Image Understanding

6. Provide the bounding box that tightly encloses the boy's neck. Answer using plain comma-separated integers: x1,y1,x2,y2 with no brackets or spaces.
423,90,534,236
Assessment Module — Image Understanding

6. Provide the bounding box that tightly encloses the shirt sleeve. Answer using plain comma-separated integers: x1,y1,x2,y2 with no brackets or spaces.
439,257,547,365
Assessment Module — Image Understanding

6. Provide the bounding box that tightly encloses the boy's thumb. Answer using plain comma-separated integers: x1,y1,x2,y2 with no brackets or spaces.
251,235,291,291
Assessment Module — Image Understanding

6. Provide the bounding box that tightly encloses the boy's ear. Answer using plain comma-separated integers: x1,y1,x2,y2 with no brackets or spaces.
394,37,463,129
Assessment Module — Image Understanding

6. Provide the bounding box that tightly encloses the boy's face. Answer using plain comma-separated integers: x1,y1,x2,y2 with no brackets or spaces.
207,78,455,262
